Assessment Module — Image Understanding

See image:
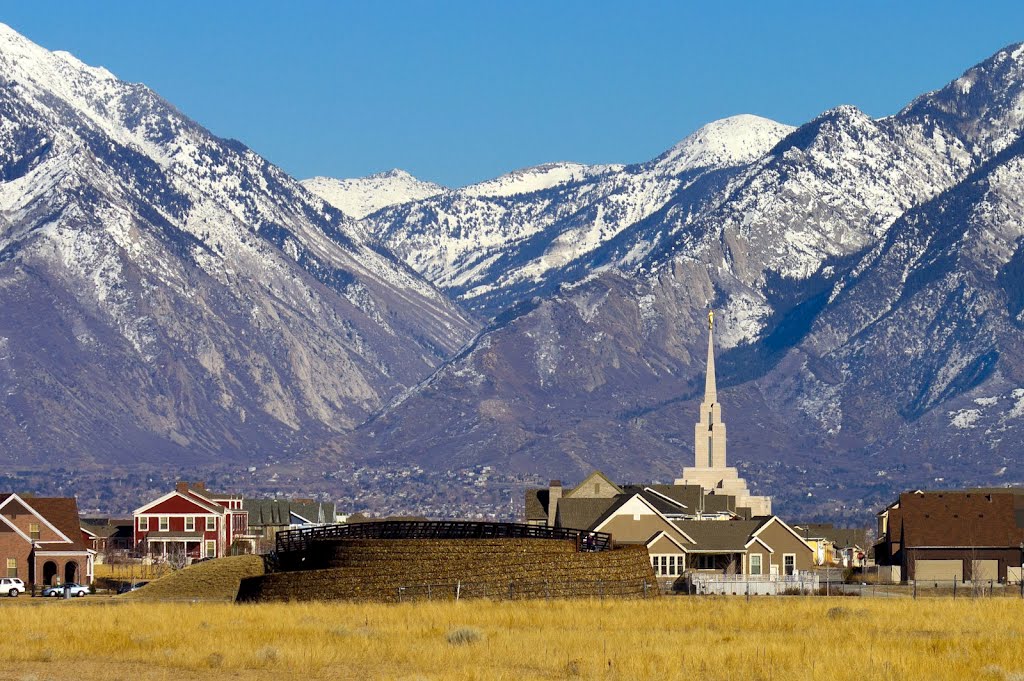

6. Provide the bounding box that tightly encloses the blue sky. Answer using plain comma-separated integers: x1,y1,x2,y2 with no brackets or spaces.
2,2,1023,187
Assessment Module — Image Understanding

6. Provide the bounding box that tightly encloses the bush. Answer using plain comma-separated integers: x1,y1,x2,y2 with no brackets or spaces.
446,627,483,646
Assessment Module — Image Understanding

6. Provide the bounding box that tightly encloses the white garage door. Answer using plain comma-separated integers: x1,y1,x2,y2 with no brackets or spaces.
972,560,999,582
915,559,963,582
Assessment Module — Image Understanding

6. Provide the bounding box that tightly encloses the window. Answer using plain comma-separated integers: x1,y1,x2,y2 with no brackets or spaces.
697,555,717,570
159,516,169,532
185,516,195,531
139,516,149,532
205,540,216,559
206,516,216,531
750,554,762,576
6,558,16,578
29,523,39,540
784,554,796,576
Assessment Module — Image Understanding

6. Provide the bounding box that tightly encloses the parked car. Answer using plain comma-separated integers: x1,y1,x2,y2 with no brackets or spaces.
0,577,25,597
41,583,89,597
116,581,149,594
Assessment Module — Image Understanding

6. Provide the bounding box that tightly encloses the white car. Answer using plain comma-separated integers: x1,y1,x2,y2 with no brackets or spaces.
0,577,26,597
41,583,89,597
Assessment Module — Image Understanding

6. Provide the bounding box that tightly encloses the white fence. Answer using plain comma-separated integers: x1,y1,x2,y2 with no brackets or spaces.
687,571,820,595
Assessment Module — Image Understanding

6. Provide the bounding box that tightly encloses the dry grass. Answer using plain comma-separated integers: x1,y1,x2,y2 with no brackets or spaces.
0,597,1023,680
93,562,166,581
118,555,264,602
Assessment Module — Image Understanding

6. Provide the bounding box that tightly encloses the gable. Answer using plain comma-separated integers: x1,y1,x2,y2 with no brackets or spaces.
0,495,71,544
756,518,813,554
564,471,621,500
647,533,687,554
139,493,220,515
594,496,692,545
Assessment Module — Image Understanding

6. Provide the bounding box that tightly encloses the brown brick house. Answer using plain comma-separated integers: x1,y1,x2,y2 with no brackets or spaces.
0,493,94,588
875,489,1024,583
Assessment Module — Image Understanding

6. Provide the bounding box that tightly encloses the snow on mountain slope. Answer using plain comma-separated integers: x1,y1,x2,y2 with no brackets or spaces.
339,43,1024,520
364,115,795,315
301,169,445,220
652,114,796,174
0,23,477,469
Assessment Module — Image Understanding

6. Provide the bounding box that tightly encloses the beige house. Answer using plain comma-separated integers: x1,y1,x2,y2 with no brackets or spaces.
528,480,812,579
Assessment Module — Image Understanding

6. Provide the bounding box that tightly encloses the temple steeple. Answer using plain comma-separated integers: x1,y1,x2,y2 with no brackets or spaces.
676,309,772,516
704,309,717,403
694,310,726,469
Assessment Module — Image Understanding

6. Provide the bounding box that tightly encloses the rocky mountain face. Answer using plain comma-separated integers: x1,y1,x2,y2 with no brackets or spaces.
344,115,795,316
3,21,1024,522
339,43,1024,519
0,25,477,470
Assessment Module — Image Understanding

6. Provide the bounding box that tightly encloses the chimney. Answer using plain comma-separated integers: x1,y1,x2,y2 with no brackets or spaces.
194,481,206,491
547,480,562,527
175,481,189,493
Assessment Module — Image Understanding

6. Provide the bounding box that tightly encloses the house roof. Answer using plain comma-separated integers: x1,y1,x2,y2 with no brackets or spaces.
19,497,89,551
524,489,549,521
672,520,765,552
892,490,1024,548
81,520,134,540
243,499,335,526
557,497,618,530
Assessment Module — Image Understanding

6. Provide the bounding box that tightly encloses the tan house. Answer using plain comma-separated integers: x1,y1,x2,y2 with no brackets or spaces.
527,480,812,580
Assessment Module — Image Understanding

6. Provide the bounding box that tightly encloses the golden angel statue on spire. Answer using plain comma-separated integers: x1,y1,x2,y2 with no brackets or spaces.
708,309,714,330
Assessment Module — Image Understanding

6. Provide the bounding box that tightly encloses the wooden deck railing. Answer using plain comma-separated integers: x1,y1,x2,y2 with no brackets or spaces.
275,520,612,555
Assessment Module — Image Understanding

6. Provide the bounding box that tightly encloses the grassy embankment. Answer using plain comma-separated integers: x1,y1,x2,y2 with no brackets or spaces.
2,597,1023,680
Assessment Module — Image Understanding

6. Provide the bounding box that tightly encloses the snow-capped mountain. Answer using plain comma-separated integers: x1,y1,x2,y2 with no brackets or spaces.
341,43,1024,518
359,114,794,315
301,169,445,220
0,24,477,468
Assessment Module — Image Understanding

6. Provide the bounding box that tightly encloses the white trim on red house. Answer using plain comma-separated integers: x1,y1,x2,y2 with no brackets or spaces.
133,490,223,516
0,493,74,544
0,514,33,543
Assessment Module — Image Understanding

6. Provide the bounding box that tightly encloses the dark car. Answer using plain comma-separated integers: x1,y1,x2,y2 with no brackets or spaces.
116,581,149,594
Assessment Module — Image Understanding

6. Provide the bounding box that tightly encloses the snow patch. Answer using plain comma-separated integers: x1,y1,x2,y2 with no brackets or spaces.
949,409,982,429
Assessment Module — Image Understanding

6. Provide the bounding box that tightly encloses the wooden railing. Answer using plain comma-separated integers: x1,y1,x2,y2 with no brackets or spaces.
276,520,612,554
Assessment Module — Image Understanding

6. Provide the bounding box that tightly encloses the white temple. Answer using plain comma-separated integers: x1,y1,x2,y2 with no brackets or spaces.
675,310,772,516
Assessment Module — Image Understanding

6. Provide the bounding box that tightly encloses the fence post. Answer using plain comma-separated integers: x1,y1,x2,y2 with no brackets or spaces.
643,579,648,599
545,579,550,600
427,584,431,600
397,587,403,603
913,580,917,600
953,579,956,599
508,582,514,601
456,580,461,601
746,579,750,602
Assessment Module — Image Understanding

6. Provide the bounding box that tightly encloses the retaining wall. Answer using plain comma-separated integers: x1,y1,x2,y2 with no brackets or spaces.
238,539,656,602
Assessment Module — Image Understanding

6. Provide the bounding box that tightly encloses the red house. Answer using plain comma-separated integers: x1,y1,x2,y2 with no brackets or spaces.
0,493,94,587
133,482,248,562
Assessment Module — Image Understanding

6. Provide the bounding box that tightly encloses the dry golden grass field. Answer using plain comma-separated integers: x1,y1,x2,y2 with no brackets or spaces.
2,596,1023,681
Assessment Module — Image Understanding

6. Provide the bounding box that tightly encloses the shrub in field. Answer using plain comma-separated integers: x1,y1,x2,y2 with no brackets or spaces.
446,627,483,645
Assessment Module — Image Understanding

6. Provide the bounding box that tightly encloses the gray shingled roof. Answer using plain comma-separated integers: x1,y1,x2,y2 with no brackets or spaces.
673,520,765,552
243,499,335,526
524,489,549,522
557,497,618,530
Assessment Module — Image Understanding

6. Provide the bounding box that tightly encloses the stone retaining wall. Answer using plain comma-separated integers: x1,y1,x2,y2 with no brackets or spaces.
238,539,657,602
